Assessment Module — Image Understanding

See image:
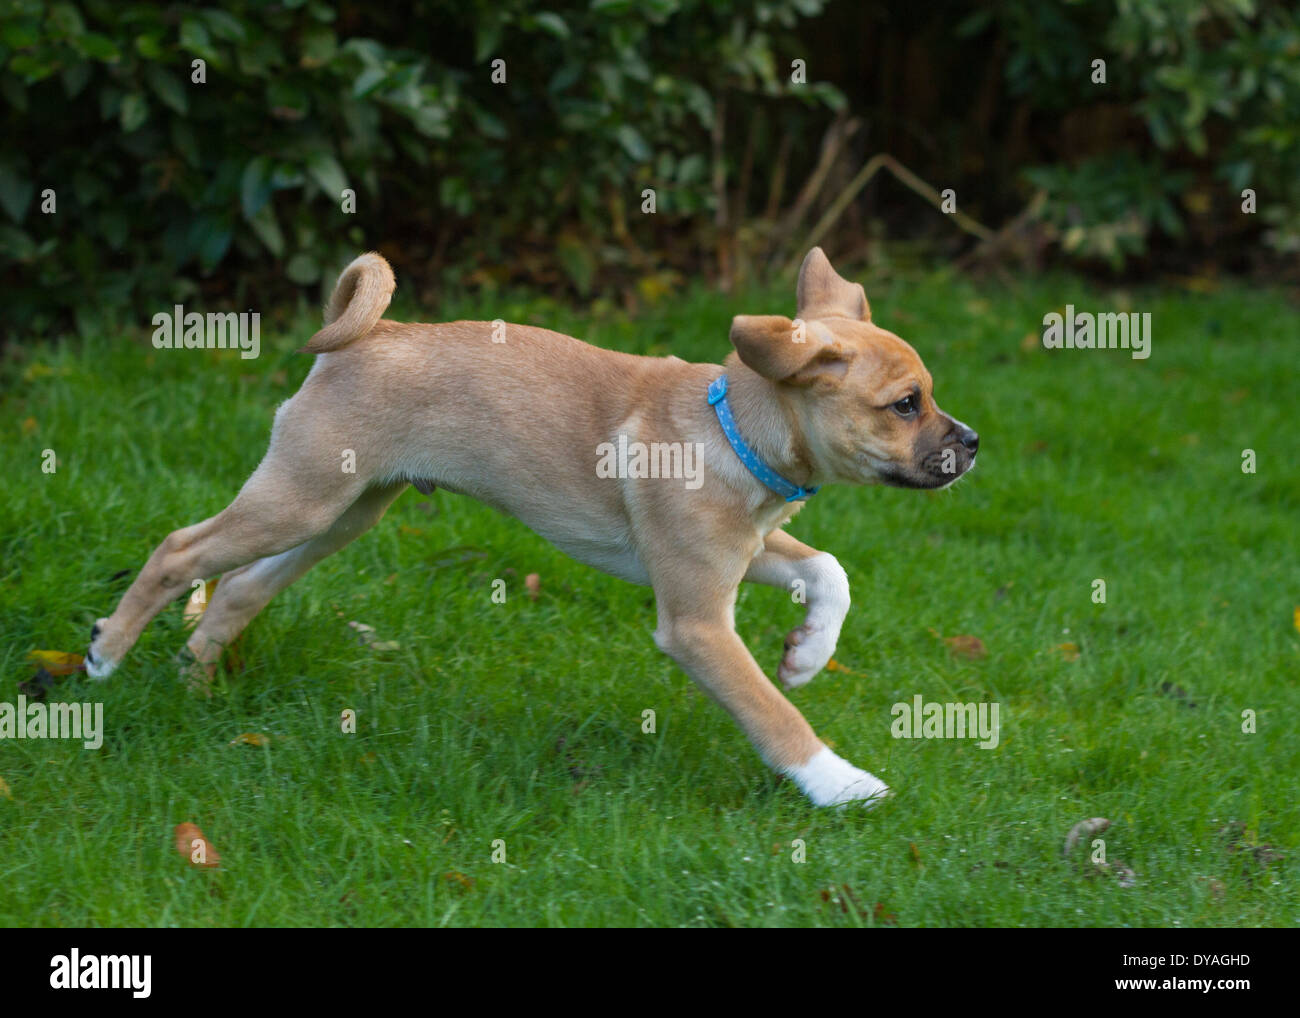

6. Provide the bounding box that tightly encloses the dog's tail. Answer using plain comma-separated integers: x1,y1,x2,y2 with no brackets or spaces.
301,252,396,354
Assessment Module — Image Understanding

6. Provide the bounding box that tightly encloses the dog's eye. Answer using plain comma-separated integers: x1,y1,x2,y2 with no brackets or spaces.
891,395,919,418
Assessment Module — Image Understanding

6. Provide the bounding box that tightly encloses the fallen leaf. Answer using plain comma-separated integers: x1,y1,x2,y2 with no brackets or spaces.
1020,331,1039,352
1294,606,1299,634
21,416,37,436
825,658,858,674
229,732,272,747
174,822,221,868
183,578,218,626
0,777,11,799
909,841,922,865
398,525,425,537
1063,817,1110,856
443,871,475,890
933,630,987,660
872,902,898,925
26,650,85,676
1053,642,1080,662
524,573,541,600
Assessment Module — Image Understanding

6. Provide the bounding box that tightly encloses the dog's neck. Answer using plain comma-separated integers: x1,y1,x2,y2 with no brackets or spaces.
719,358,821,495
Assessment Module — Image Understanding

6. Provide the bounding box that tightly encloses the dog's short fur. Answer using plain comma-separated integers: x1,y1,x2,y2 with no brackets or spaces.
86,247,977,806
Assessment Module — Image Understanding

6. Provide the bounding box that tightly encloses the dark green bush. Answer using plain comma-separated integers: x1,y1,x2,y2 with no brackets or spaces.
2,1,1297,338
0,0,840,336
982,0,1300,265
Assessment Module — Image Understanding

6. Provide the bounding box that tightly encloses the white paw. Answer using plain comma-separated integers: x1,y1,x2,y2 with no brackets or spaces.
785,746,890,808
778,622,836,688
778,554,849,689
85,619,117,680
84,652,116,680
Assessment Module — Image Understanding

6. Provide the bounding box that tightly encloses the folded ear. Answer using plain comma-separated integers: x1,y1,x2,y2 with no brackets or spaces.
796,247,870,321
729,314,855,385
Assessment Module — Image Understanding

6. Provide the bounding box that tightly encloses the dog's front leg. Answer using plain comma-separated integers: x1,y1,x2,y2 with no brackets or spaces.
651,571,887,808
744,529,850,689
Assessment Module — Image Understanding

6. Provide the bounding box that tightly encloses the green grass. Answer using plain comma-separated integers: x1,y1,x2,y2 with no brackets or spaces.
1,271,1296,927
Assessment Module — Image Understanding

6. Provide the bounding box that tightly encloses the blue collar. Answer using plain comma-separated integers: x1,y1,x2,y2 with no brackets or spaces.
707,374,819,502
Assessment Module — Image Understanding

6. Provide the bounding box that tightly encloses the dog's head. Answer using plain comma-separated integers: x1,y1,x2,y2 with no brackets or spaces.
728,248,978,490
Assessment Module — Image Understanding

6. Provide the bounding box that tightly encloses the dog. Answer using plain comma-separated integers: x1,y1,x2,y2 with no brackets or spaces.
85,247,977,807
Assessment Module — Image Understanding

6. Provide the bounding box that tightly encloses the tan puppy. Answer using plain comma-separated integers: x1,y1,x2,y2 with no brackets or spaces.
86,247,977,807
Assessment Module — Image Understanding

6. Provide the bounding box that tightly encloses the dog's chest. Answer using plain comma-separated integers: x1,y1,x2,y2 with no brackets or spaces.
755,499,805,539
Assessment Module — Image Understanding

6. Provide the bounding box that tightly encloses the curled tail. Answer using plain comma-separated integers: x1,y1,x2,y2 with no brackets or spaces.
301,251,396,354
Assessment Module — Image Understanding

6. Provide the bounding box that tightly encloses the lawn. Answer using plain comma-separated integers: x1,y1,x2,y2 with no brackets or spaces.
1,270,1296,927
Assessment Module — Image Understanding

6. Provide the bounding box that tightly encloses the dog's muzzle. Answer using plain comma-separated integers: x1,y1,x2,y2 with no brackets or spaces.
878,420,979,489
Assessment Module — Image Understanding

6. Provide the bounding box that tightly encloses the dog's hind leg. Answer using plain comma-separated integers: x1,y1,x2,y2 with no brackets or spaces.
86,413,375,679
87,252,399,680
181,481,406,685
743,529,850,689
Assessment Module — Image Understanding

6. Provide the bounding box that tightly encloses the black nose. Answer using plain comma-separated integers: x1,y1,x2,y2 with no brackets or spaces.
959,427,979,453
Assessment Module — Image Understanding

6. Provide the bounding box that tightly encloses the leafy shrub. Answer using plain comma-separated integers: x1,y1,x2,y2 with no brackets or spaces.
0,0,839,337
980,0,1300,264
2,0,1297,338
